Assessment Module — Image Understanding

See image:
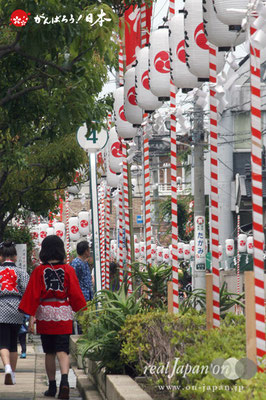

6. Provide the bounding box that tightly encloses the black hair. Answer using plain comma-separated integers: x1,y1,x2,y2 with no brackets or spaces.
39,235,66,263
76,240,89,256
0,240,17,259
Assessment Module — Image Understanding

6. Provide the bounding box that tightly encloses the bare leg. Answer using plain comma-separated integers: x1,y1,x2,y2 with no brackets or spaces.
0,348,10,366
45,353,56,380
56,352,69,375
10,352,18,372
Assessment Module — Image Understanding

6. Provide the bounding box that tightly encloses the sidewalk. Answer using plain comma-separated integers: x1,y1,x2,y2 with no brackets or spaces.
0,336,82,400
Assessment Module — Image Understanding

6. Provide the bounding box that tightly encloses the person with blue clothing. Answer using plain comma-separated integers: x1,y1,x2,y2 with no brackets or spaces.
70,241,94,302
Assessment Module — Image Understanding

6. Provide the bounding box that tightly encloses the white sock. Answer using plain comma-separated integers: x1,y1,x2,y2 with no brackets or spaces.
11,372,16,384
5,364,12,374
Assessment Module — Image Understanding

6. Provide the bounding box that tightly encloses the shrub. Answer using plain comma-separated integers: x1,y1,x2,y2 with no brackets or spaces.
77,284,144,373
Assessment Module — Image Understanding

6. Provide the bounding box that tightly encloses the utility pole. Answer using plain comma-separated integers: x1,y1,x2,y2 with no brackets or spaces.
192,103,206,290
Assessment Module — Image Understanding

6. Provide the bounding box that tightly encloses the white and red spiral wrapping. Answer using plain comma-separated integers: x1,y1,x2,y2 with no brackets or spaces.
140,1,147,48
237,215,240,296
209,45,220,328
105,187,111,290
118,188,124,285
65,191,70,264
118,19,124,86
99,186,106,290
250,25,266,365
143,113,152,264
169,0,178,313
122,141,133,293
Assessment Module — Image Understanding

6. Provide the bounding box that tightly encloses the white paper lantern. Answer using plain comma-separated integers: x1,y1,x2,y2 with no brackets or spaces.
108,127,123,174
46,227,54,236
39,223,48,243
140,241,146,258
184,0,225,80
134,235,138,243
163,248,170,264
113,87,138,139
238,233,247,253
107,168,121,188
213,0,249,28
218,245,223,261
135,46,163,112
225,239,234,257
135,243,140,259
30,226,39,242
157,246,163,263
78,211,90,236
54,222,65,241
124,67,143,126
169,12,200,90
151,243,157,260
247,236,253,254
177,242,184,259
203,0,245,49
190,240,195,257
183,244,191,260
149,27,171,100
69,217,80,241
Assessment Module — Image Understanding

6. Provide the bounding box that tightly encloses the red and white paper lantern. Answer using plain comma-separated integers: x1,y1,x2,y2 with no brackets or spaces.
108,127,123,174
177,242,184,259
157,246,163,263
169,12,200,90
190,240,195,257
30,226,39,242
135,46,163,112
39,223,48,243
113,87,138,139
225,239,235,257
151,243,157,260
238,233,247,253
46,227,54,236
124,67,143,127
183,244,191,260
135,243,140,259
203,0,245,49
107,168,121,188
78,211,90,236
149,27,171,101
163,248,170,264
54,222,65,241
184,0,225,80
213,0,249,28
247,236,254,254
69,217,80,241
140,241,146,259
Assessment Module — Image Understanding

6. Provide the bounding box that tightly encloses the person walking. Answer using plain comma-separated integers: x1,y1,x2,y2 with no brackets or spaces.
19,235,86,400
0,240,29,385
70,241,94,302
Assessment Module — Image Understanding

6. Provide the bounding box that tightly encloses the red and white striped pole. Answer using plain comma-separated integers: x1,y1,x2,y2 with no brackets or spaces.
99,186,106,290
237,214,240,295
250,23,266,366
169,0,179,314
143,114,152,264
209,44,220,328
105,187,111,290
140,1,147,48
118,19,124,87
122,141,133,292
118,188,124,285
65,191,70,264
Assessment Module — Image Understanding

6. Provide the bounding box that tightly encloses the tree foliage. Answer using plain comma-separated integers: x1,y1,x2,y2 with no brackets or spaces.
0,1,118,236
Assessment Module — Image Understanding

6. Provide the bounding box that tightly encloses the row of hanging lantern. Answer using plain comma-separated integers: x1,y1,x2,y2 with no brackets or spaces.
30,211,91,245
225,235,254,256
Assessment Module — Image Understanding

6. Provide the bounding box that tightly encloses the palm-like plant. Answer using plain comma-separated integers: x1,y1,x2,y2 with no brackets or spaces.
179,282,245,318
77,284,143,373
131,262,172,308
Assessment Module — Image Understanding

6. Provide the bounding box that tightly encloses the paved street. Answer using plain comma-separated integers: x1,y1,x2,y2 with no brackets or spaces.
0,337,82,400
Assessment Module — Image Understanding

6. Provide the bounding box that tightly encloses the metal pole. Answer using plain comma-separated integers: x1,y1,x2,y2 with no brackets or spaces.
89,152,102,293
193,103,206,290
